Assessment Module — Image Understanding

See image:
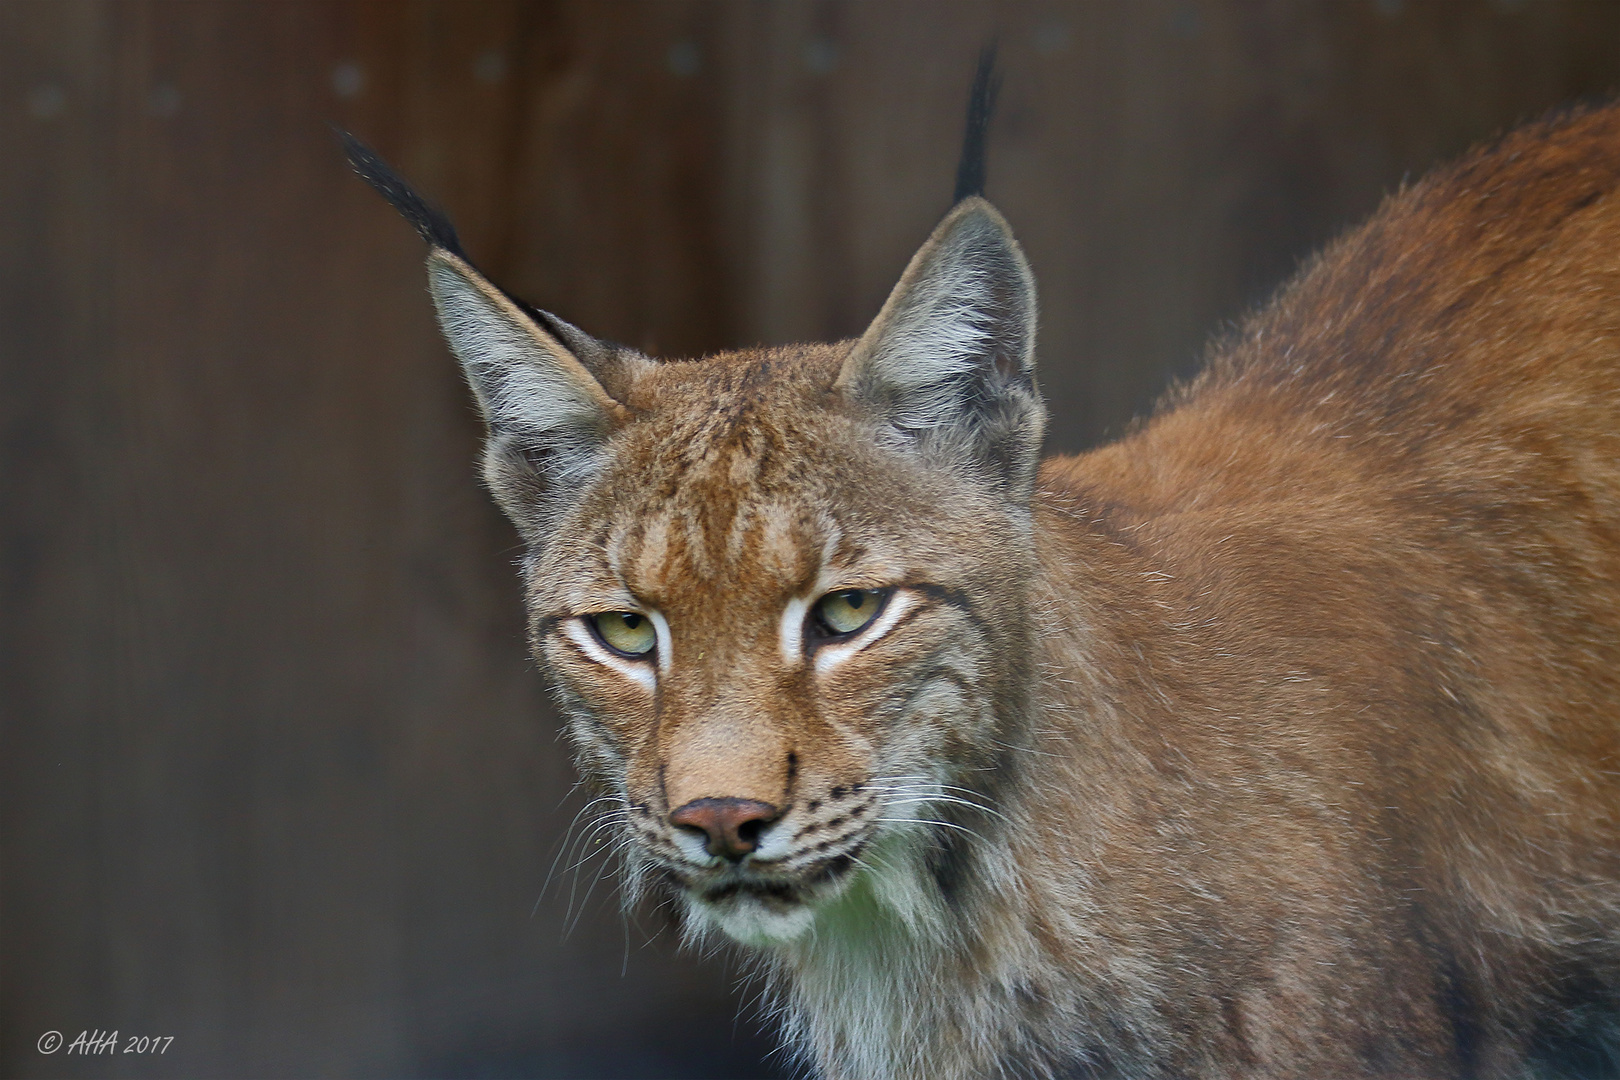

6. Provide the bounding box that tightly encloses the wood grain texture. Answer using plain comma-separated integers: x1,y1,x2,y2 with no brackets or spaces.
4,2,1620,1076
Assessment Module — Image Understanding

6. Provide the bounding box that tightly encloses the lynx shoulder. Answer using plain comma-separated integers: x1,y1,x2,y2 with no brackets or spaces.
349,101,1620,1078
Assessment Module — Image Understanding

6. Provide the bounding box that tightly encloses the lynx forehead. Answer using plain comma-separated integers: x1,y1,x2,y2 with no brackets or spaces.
350,80,1620,1080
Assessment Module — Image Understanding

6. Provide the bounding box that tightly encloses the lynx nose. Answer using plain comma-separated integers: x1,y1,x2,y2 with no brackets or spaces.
670,797,780,860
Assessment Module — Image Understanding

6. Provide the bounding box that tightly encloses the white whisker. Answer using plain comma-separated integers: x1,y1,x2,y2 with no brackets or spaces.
874,817,987,842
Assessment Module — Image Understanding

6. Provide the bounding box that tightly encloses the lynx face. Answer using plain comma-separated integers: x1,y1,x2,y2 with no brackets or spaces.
530,366,1034,941
423,199,1043,944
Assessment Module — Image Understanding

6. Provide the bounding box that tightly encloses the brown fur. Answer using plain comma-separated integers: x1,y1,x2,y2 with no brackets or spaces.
399,107,1620,1077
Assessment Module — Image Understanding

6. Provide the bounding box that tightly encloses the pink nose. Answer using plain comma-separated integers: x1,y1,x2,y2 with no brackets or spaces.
669,797,780,860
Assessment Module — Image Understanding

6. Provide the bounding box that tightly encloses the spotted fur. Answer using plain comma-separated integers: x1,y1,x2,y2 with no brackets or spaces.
357,107,1620,1078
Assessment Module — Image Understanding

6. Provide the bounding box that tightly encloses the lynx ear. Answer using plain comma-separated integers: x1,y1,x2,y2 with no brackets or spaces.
426,249,629,542
837,197,1043,493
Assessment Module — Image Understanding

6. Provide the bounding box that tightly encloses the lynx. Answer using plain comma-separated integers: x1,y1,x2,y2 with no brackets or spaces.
347,75,1620,1078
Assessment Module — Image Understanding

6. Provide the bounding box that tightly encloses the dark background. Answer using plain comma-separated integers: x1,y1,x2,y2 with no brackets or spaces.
6,2,1620,1077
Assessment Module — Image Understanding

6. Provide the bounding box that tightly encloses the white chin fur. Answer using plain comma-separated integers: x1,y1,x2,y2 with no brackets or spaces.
687,891,819,947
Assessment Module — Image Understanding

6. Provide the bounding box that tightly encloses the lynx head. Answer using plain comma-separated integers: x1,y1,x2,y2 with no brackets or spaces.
347,136,1042,946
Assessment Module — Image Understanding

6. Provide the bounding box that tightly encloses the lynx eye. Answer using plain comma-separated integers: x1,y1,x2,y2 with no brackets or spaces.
587,611,656,658
812,588,889,637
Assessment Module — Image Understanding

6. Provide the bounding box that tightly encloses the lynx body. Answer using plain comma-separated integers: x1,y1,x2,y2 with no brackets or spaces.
350,103,1620,1078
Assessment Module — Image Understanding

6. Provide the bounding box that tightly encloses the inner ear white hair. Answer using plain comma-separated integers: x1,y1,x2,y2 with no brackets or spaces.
837,197,1044,493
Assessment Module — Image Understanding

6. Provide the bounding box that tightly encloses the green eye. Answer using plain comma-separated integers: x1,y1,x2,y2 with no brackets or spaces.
589,611,656,657
813,589,887,637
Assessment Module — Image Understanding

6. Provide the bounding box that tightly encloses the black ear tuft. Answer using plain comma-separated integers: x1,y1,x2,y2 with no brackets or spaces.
952,43,1001,204
338,129,465,257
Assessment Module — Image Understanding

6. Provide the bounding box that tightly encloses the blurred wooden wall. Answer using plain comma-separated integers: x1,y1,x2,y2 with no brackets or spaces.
5,2,1620,1077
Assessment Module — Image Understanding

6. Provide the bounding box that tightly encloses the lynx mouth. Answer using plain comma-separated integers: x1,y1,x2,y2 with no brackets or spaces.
698,851,861,906
702,880,805,907
676,848,865,944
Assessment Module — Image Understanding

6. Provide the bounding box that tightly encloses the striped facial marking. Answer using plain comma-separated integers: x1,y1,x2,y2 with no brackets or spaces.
648,609,673,676
779,595,811,666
